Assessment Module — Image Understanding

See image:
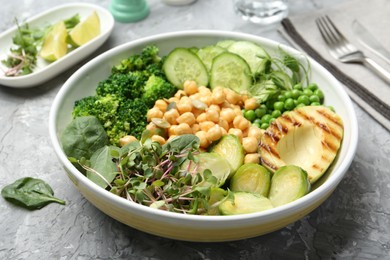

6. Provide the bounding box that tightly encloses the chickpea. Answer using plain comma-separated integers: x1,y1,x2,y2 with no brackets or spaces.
174,123,192,135
176,112,196,126
168,97,180,104
168,125,177,136
244,153,260,164
195,131,209,148
220,108,235,123
211,89,226,105
177,100,192,114
219,118,229,131
168,134,178,141
199,95,212,106
155,99,168,112
191,107,203,118
208,104,221,112
191,123,200,133
228,128,243,141
233,115,250,130
233,105,243,116
224,88,241,105
146,122,158,131
206,109,219,123
174,90,187,99
119,135,137,147
247,126,264,141
196,112,207,123
220,127,227,136
189,93,201,100
164,109,180,125
198,86,212,95
206,124,222,142
151,135,166,145
242,136,258,153
244,98,259,110
199,121,215,132
183,80,198,95
147,107,163,122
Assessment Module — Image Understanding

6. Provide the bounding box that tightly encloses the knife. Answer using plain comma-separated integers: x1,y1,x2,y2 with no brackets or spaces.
352,19,390,65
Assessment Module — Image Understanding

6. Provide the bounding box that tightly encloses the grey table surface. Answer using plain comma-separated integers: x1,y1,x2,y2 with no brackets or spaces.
1,0,389,259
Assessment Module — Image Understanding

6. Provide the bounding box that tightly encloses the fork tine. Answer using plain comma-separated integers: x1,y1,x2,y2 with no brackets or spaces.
324,15,348,43
315,17,334,46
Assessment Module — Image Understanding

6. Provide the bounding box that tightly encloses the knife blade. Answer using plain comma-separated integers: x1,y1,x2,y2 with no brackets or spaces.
352,19,390,65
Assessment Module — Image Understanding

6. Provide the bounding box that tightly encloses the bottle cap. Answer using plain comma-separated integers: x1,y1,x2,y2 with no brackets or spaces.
109,0,149,23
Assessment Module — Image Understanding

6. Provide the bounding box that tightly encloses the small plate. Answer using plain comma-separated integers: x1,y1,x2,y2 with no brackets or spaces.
0,3,114,88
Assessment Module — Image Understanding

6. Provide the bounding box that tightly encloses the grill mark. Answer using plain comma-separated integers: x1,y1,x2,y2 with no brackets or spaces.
259,142,280,158
264,130,280,143
318,109,343,128
260,157,279,171
321,140,339,153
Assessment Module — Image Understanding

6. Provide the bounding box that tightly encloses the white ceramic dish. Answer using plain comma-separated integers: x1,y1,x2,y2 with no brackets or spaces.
0,3,114,88
49,30,359,242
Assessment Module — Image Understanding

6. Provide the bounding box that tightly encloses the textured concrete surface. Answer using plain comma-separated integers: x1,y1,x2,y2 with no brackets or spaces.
1,0,389,259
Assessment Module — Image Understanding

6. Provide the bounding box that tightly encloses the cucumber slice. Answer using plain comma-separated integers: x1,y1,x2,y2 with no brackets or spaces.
227,41,270,74
216,40,236,49
196,45,226,71
268,165,311,207
163,48,209,89
181,152,231,187
230,163,271,197
210,52,252,94
210,134,244,177
219,192,273,215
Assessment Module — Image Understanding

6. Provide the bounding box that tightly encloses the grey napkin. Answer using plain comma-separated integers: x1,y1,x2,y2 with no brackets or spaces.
280,0,390,131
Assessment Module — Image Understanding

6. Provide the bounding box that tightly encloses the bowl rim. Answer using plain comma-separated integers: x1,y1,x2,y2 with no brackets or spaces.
49,29,359,224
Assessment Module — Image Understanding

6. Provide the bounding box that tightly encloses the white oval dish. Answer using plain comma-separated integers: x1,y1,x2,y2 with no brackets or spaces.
49,30,359,242
0,3,114,88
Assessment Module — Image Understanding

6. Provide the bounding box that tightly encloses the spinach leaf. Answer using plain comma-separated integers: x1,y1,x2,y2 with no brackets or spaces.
162,134,200,152
87,146,118,188
61,116,109,160
1,177,66,210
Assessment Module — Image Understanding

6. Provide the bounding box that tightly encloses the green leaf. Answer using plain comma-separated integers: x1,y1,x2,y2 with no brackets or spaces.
1,177,65,210
162,134,200,152
87,146,118,188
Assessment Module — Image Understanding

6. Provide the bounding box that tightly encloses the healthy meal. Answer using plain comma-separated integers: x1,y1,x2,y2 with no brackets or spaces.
1,11,100,76
60,40,344,215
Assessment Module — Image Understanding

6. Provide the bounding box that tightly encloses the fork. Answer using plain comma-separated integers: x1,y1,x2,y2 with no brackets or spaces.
316,15,390,84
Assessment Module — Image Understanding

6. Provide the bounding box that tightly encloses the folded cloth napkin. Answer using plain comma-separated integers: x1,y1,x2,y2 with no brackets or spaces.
280,0,390,131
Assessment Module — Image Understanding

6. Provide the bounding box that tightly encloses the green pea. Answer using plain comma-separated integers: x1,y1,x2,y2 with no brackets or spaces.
303,88,313,96
309,95,320,103
307,83,318,91
277,94,286,101
261,114,273,124
260,123,269,129
255,107,267,118
284,98,295,110
292,89,302,99
244,110,256,122
284,90,293,99
296,103,306,108
293,83,303,90
254,118,262,125
297,95,310,105
328,105,335,112
253,122,261,129
273,101,284,112
314,89,324,100
271,110,281,118
311,102,321,106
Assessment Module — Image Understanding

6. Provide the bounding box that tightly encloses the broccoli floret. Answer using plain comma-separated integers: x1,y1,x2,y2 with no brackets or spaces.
96,72,147,100
112,45,161,74
142,75,178,107
106,98,149,143
73,94,119,128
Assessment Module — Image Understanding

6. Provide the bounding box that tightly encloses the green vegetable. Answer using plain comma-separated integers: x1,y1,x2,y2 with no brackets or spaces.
86,146,118,188
210,134,244,177
163,47,209,88
206,187,227,215
230,163,271,197
196,45,226,71
209,52,252,94
268,165,311,207
61,116,109,160
72,45,177,145
1,177,65,210
219,192,273,215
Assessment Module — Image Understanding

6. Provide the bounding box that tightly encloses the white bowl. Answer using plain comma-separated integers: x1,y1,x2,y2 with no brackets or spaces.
0,3,114,88
49,30,358,242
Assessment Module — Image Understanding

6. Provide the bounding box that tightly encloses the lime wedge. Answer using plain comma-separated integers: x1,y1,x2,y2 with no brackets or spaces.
40,21,68,61
69,11,100,46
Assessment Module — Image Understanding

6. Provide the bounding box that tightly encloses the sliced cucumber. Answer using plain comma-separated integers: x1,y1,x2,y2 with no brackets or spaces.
196,45,226,71
181,152,231,187
268,165,311,207
230,163,271,197
210,52,252,94
216,40,236,49
227,41,270,74
163,48,209,89
219,192,273,215
210,134,244,177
